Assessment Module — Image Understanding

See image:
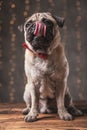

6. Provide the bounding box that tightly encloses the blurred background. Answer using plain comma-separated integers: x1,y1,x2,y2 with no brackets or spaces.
0,0,87,103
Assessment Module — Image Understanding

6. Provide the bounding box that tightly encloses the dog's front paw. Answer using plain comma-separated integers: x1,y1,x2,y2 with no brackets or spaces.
58,109,73,121
24,110,38,122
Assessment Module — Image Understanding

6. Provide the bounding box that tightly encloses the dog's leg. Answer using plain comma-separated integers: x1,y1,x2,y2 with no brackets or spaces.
65,88,83,116
24,83,39,122
56,80,73,121
23,84,31,115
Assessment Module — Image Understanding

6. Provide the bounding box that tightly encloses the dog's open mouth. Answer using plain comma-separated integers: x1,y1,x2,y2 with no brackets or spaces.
25,19,54,52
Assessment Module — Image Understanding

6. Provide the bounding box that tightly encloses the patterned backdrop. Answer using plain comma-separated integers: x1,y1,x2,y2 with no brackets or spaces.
0,0,87,102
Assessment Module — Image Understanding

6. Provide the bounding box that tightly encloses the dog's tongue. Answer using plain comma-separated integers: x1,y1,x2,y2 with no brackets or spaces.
34,22,46,37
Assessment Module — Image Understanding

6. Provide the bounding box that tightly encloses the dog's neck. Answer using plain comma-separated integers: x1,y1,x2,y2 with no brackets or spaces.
23,43,48,60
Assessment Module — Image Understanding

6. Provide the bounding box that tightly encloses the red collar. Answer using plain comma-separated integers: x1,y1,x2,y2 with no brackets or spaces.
23,43,48,60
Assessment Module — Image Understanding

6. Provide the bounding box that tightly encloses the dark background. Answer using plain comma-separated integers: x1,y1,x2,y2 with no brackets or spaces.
0,0,87,103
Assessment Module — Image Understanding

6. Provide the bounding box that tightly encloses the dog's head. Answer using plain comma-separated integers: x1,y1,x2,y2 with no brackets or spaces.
19,12,65,56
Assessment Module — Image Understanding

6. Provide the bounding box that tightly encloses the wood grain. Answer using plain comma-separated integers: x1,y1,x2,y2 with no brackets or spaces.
0,102,87,130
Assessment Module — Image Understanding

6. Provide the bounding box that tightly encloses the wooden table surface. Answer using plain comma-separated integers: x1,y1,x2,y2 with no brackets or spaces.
0,102,87,130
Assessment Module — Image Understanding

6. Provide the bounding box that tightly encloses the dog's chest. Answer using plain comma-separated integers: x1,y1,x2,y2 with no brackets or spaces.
31,58,56,79
30,58,56,98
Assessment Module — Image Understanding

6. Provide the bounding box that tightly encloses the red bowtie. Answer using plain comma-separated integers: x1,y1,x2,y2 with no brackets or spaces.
22,43,48,60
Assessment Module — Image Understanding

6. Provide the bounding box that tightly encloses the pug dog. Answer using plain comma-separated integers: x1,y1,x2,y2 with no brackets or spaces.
18,12,83,122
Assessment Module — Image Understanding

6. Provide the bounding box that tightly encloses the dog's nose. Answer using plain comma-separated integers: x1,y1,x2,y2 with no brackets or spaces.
34,22,46,37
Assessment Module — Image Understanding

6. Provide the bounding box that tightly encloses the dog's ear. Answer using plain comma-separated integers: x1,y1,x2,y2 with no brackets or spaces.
53,15,65,28
18,24,24,32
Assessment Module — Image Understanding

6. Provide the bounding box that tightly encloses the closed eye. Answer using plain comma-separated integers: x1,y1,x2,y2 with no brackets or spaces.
42,18,53,27
25,20,33,28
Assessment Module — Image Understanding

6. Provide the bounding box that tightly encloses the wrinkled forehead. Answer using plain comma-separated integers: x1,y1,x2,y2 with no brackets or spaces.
26,12,56,23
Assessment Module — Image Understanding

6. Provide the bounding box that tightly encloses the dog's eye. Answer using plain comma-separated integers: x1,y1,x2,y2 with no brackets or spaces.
42,18,53,26
25,20,32,28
